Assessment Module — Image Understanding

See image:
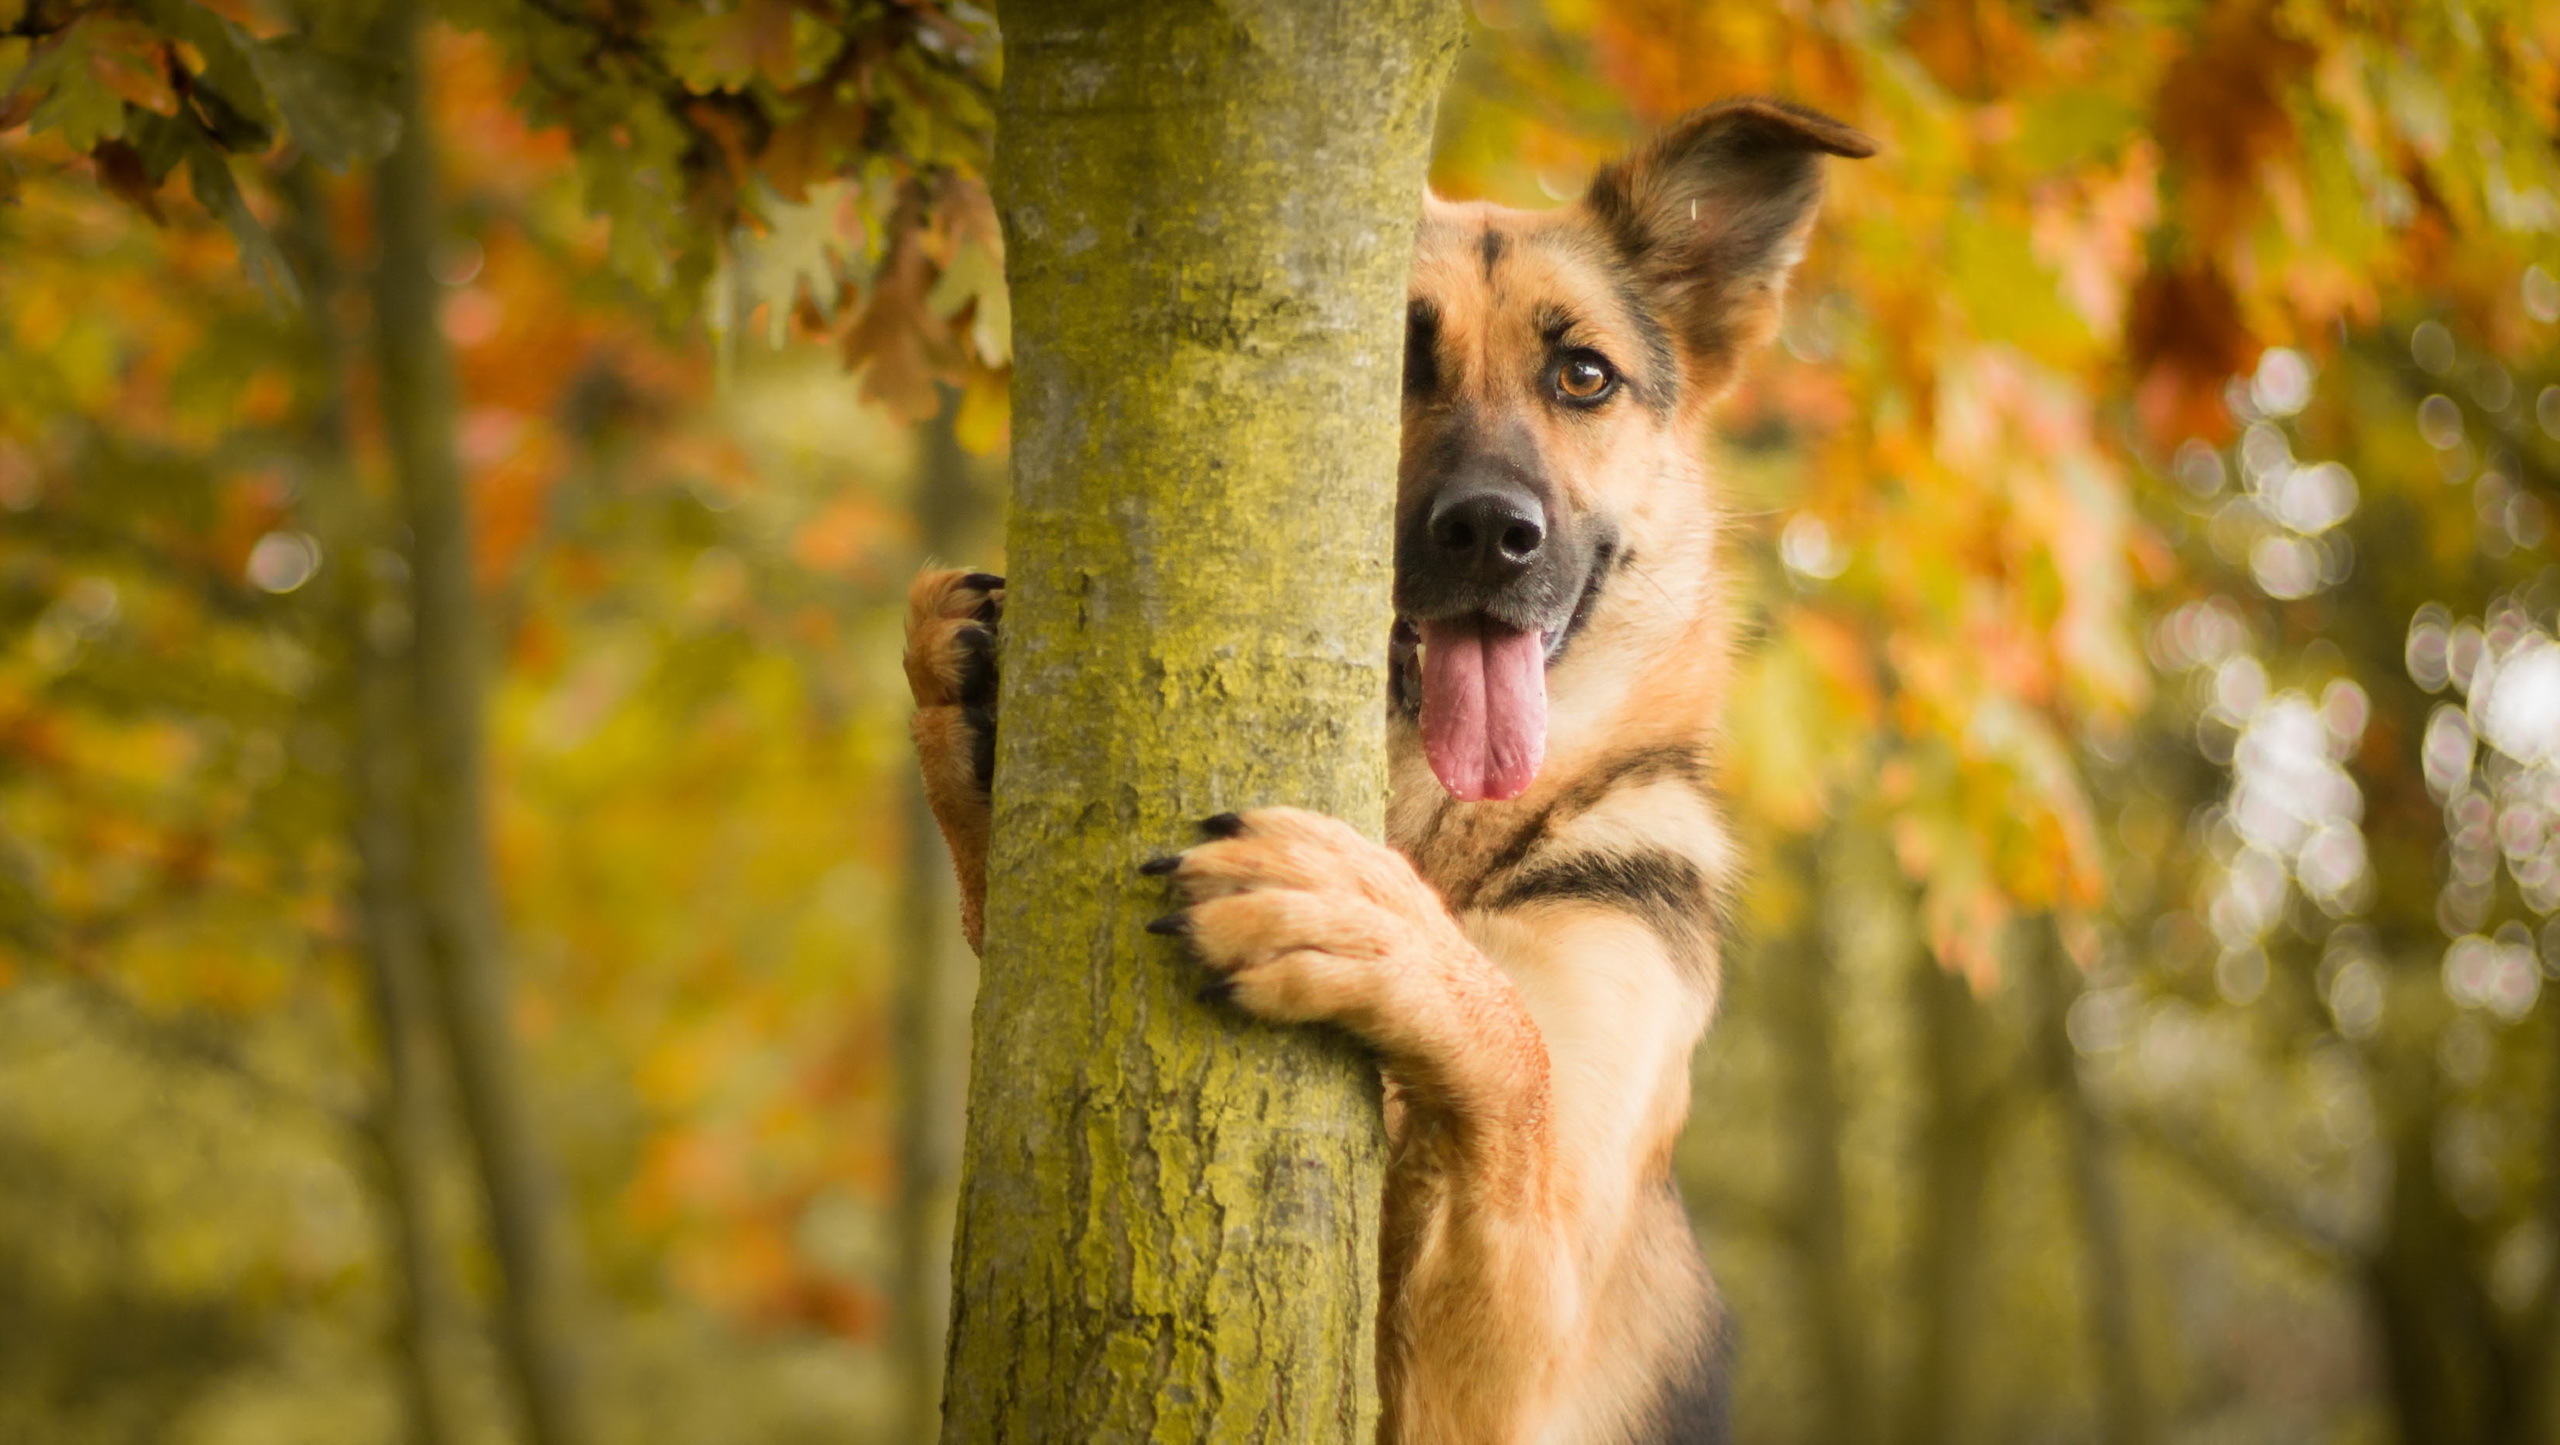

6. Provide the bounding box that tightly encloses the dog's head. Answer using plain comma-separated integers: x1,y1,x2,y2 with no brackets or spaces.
1394,99,1874,801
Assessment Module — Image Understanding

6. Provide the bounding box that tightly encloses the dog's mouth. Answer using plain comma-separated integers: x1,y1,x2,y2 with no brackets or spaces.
1392,547,1612,803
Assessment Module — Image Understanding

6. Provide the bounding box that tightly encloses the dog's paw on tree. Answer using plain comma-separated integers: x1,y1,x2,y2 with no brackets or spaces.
1143,808,1549,1119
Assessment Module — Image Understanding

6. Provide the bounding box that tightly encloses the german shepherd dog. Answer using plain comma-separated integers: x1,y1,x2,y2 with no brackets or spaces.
906,99,1873,1445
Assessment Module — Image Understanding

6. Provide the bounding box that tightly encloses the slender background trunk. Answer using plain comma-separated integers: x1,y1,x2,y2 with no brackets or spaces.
282,159,461,1445
1765,839,1871,1445
1898,942,1998,1445
2025,920,2150,1445
371,8,596,1445
895,390,987,1441
942,3,1460,1436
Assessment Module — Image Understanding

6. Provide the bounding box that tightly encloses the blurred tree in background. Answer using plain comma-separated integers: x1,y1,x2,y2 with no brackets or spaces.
2,1,2558,1443
1435,3,2560,1442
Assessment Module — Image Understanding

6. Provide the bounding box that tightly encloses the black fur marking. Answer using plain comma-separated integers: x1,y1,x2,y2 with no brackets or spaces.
963,705,997,796
1390,619,1423,719
1405,300,1442,397
1457,746,1712,908
1484,848,1711,967
1137,854,1182,876
1609,268,1681,414
1544,532,1619,664
1144,912,1191,937
1198,812,1246,839
1479,227,1507,279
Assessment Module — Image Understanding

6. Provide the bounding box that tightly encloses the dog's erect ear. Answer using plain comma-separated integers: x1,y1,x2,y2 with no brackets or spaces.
1582,98,1875,385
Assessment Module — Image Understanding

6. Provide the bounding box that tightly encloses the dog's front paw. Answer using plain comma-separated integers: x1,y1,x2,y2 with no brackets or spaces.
1142,807,1451,1029
905,567,1002,725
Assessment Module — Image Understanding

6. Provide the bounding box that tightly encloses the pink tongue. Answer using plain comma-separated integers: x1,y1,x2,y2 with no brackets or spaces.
1418,619,1549,802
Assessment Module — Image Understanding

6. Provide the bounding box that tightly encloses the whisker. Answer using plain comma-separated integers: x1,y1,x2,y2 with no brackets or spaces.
1623,555,1679,610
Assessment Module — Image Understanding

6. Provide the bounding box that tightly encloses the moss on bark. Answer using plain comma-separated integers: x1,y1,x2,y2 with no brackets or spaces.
944,3,1461,1438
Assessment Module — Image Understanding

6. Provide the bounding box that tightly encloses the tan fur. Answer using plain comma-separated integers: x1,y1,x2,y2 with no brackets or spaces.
904,99,1871,1445
904,568,1000,953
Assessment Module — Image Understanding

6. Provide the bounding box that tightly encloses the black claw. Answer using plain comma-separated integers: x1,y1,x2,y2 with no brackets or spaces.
1144,912,1191,937
1198,812,1245,839
961,571,1006,592
1195,978,1235,1006
1137,854,1183,876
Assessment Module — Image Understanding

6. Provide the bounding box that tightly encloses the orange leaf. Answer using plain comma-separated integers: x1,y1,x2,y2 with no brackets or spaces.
90,138,164,223
85,21,177,118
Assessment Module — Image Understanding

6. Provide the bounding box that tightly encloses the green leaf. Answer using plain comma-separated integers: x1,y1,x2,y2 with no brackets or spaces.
241,35,400,173
17,31,128,152
735,180,861,345
124,108,195,182
185,141,300,309
134,0,276,135
925,237,1008,366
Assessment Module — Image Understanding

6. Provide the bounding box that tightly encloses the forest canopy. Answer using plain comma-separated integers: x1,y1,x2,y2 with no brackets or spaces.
4,1,2559,1442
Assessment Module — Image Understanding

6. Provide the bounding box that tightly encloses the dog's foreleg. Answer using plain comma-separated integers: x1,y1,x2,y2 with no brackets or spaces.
1149,807,1581,1443
903,568,1003,954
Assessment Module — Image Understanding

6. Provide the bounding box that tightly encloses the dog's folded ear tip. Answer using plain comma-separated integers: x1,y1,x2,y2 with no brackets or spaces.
1198,812,1246,839
1671,97,1878,161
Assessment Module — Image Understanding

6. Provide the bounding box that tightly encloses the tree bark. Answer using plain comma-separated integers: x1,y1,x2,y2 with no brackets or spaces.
943,4,1460,1438
2024,921,2151,1445
371,9,597,1445
1763,838,1872,1445
896,390,989,1441
1897,941,1999,1445
281,158,462,1445
2362,1046,2519,1445
2522,1001,2560,1443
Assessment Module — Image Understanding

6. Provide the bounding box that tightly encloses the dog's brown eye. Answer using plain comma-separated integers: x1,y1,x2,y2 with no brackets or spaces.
1555,355,1616,404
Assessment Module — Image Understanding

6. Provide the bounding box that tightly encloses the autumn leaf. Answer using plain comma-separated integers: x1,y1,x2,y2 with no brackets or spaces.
662,0,802,93
2124,259,2256,446
2150,0,2316,246
90,138,165,223
83,18,179,119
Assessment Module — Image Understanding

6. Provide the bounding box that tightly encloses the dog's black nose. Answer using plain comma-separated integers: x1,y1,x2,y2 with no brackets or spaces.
1427,486,1547,582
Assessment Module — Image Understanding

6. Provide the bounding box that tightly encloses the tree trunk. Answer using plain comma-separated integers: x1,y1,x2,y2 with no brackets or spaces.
943,4,1460,1438
371,9,597,1445
281,158,462,1445
895,390,989,1441
2024,921,2150,1445
2520,1001,2560,1443
1897,942,1998,1445
2363,1053,2519,1445
1764,839,1871,1445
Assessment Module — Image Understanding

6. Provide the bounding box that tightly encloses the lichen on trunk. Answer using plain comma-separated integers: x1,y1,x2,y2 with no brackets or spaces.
942,2,1460,1438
